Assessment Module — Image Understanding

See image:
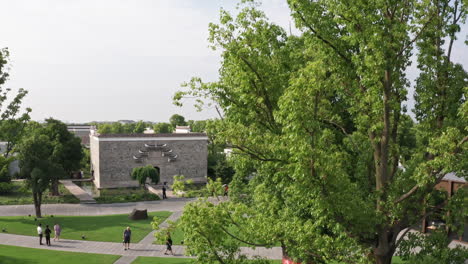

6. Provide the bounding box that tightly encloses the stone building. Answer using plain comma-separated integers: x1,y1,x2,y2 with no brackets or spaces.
90,132,208,188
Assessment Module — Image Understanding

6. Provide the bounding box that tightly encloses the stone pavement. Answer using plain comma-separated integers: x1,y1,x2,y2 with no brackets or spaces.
0,233,283,260
60,180,96,204
113,211,184,264
145,184,177,199
0,198,195,217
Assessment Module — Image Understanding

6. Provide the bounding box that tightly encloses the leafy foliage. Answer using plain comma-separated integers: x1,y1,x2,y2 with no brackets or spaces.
173,1,468,263
131,165,160,186
0,48,31,158
169,114,187,127
153,122,172,133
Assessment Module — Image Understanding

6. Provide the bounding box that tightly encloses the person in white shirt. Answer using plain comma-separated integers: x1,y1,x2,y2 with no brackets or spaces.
37,224,43,245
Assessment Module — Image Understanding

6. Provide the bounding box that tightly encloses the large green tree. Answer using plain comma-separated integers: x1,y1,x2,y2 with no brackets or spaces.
17,125,64,217
0,48,31,158
0,48,31,194
174,1,467,264
43,118,83,195
169,114,187,127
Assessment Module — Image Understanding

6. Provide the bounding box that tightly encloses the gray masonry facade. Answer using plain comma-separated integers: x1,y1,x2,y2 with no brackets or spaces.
90,133,208,188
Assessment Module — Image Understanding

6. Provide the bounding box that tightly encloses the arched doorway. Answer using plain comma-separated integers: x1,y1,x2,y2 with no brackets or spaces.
154,166,161,184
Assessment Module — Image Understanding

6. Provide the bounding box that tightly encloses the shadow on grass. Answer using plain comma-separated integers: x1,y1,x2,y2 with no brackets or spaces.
0,256,38,264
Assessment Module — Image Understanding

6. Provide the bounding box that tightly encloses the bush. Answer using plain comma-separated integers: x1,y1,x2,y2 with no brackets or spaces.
131,165,160,185
0,182,13,194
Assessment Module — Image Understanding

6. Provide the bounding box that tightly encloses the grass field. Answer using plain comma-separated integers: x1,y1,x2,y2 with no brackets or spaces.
0,211,171,242
0,181,79,205
132,257,282,264
0,244,120,264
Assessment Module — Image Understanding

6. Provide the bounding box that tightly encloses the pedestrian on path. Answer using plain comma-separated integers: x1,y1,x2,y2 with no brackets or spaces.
123,226,131,250
162,183,167,199
53,223,61,241
37,224,43,245
223,184,229,197
164,232,174,255
45,225,52,246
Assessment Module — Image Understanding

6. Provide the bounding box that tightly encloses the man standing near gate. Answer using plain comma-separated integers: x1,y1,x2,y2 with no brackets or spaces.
162,182,167,199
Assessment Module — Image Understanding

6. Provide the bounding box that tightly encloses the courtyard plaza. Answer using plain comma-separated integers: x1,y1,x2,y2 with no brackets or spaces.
0,198,282,264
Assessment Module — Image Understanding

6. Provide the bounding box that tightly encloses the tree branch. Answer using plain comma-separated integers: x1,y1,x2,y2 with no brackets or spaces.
397,15,434,58
294,8,352,64
220,226,272,247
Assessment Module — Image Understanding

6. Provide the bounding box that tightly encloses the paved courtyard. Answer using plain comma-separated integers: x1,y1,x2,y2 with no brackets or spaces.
0,198,282,263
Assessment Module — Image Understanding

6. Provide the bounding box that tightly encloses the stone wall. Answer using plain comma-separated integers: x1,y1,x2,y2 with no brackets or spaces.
90,134,208,188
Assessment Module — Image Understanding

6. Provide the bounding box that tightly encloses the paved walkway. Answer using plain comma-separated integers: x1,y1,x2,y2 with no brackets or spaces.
0,198,195,217
0,233,282,260
145,184,177,199
60,180,96,204
113,211,184,264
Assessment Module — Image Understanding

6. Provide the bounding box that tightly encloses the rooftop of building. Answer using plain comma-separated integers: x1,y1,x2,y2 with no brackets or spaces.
95,132,207,138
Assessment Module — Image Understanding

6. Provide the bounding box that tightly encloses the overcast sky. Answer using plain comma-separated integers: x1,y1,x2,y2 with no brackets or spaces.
0,0,466,123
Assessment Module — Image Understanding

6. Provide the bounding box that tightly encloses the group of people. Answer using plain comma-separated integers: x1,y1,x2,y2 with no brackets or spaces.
36,223,175,254
36,223,61,246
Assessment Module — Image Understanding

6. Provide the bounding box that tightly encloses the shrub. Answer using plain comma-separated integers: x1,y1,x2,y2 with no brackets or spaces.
0,182,13,194
131,165,160,186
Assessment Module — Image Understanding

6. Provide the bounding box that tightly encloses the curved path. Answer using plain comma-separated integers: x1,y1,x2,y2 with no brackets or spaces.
0,198,196,217
0,233,282,260
0,197,283,263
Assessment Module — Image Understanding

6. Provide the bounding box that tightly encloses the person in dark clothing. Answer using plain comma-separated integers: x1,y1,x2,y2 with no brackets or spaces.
123,227,131,250
164,233,173,255
45,225,52,246
162,184,167,199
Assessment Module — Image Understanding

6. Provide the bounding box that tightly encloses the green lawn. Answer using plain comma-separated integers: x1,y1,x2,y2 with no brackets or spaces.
0,244,120,264
0,211,171,242
0,181,79,205
132,257,281,264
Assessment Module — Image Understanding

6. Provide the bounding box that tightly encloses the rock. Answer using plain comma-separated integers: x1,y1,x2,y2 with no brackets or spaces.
128,209,148,220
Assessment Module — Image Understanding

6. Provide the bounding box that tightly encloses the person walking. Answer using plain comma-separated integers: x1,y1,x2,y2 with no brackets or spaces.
164,232,174,255
123,226,131,250
37,224,43,245
223,184,229,197
162,185,167,199
53,223,61,241
45,225,52,246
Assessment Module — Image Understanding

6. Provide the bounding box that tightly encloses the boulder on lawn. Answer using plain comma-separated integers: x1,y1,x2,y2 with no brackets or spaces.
128,209,148,220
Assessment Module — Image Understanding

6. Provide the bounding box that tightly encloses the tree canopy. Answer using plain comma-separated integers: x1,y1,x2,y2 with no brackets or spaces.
131,165,160,186
169,114,187,127
17,119,83,217
174,1,468,264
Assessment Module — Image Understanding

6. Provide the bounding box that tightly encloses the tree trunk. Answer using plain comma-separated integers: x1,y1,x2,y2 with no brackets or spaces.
51,178,60,196
373,228,396,264
374,254,392,264
33,192,42,218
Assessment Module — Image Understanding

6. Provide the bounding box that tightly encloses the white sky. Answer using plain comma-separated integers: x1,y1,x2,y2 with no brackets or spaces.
0,0,466,123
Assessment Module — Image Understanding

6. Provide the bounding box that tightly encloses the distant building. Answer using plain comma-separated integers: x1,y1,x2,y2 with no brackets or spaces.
90,132,208,188
67,125,95,146
143,128,155,134
118,120,135,124
423,172,467,242
174,126,191,134
0,142,20,176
